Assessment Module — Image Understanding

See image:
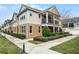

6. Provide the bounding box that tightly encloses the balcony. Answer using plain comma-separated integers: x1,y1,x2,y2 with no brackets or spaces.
55,20,59,26
42,19,46,24
42,19,54,24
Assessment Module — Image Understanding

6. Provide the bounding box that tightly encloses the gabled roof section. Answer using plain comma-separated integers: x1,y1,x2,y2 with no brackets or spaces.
19,4,27,13
19,4,42,14
45,6,60,16
12,12,17,20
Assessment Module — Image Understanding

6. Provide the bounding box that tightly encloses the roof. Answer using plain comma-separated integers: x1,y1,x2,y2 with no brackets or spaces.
44,6,60,16
12,12,18,20
19,4,42,13
19,4,60,16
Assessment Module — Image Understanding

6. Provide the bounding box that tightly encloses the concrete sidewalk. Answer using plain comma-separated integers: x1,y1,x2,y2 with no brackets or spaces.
0,32,77,54
25,35,77,54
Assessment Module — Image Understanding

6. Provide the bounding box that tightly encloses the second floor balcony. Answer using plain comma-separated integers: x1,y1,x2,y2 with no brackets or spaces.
42,12,60,26
42,19,54,24
42,13,54,24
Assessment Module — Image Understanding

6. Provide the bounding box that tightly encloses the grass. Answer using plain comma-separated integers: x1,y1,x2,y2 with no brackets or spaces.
0,34,22,54
50,37,79,54
28,40,44,44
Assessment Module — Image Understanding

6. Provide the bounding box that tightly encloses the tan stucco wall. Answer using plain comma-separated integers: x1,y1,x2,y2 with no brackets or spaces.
26,10,42,24
18,24,26,34
26,23,42,39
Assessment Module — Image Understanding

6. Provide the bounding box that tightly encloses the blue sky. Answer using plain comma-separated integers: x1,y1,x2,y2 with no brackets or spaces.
0,4,79,26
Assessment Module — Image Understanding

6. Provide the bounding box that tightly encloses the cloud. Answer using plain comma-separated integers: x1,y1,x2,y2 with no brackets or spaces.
26,4,47,10
11,6,18,11
0,15,12,25
0,5,8,14
0,5,7,10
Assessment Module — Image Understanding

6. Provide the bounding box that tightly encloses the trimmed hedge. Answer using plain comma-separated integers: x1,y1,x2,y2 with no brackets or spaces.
48,32,70,36
34,34,72,42
34,36,48,42
63,32,69,34
9,33,26,39
3,31,26,39
49,32,56,36
42,26,71,37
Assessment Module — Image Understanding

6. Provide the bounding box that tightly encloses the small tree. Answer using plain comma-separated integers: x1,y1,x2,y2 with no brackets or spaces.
42,26,50,37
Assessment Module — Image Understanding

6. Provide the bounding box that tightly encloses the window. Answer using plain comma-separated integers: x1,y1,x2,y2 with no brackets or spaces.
30,13,32,16
55,20,59,25
55,27,58,32
20,17,22,20
23,15,25,19
20,15,25,20
59,28,62,32
38,26,41,32
22,26,24,32
55,16,59,19
39,14,41,18
23,26,26,33
29,26,32,33
63,24,68,28
15,27,16,32
22,16,23,20
19,26,22,33
21,26,26,33
77,23,78,25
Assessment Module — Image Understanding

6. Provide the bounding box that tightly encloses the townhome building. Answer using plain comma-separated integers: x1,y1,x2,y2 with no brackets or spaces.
11,12,19,33
17,4,62,39
62,17,79,29
1,19,12,33
62,17,79,35
2,4,62,39
18,5,43,38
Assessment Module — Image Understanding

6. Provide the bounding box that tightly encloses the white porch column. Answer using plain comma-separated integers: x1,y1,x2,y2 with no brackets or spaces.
58,27,60,32
53,16,55,25
53,26,55,32
46,12,48,24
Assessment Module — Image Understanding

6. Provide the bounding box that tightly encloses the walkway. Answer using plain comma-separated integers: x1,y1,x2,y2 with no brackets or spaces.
0,32,77,54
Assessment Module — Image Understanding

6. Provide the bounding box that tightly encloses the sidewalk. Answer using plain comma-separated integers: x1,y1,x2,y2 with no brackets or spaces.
0,32,77,54
25,35,77,54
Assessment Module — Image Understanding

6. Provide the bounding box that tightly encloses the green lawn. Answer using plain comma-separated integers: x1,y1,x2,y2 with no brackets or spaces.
28,40,44,44
0,34,22,54
50,37,79,54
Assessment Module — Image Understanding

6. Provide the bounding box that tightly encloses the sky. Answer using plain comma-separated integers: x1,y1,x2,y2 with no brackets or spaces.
0,4,79,26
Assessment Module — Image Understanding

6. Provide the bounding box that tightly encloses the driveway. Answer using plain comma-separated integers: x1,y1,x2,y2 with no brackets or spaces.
0,32,77,54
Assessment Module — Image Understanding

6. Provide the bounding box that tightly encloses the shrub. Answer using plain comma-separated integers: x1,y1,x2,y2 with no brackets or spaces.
42,26,50,37
63,32,72,36
56,32,64,35
49,32,64,36
34,36,48,42
33,33,72,42
49,32,56,36
34,35,65,42
13,33,25,39
64,32,69,34
3,32,26,39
